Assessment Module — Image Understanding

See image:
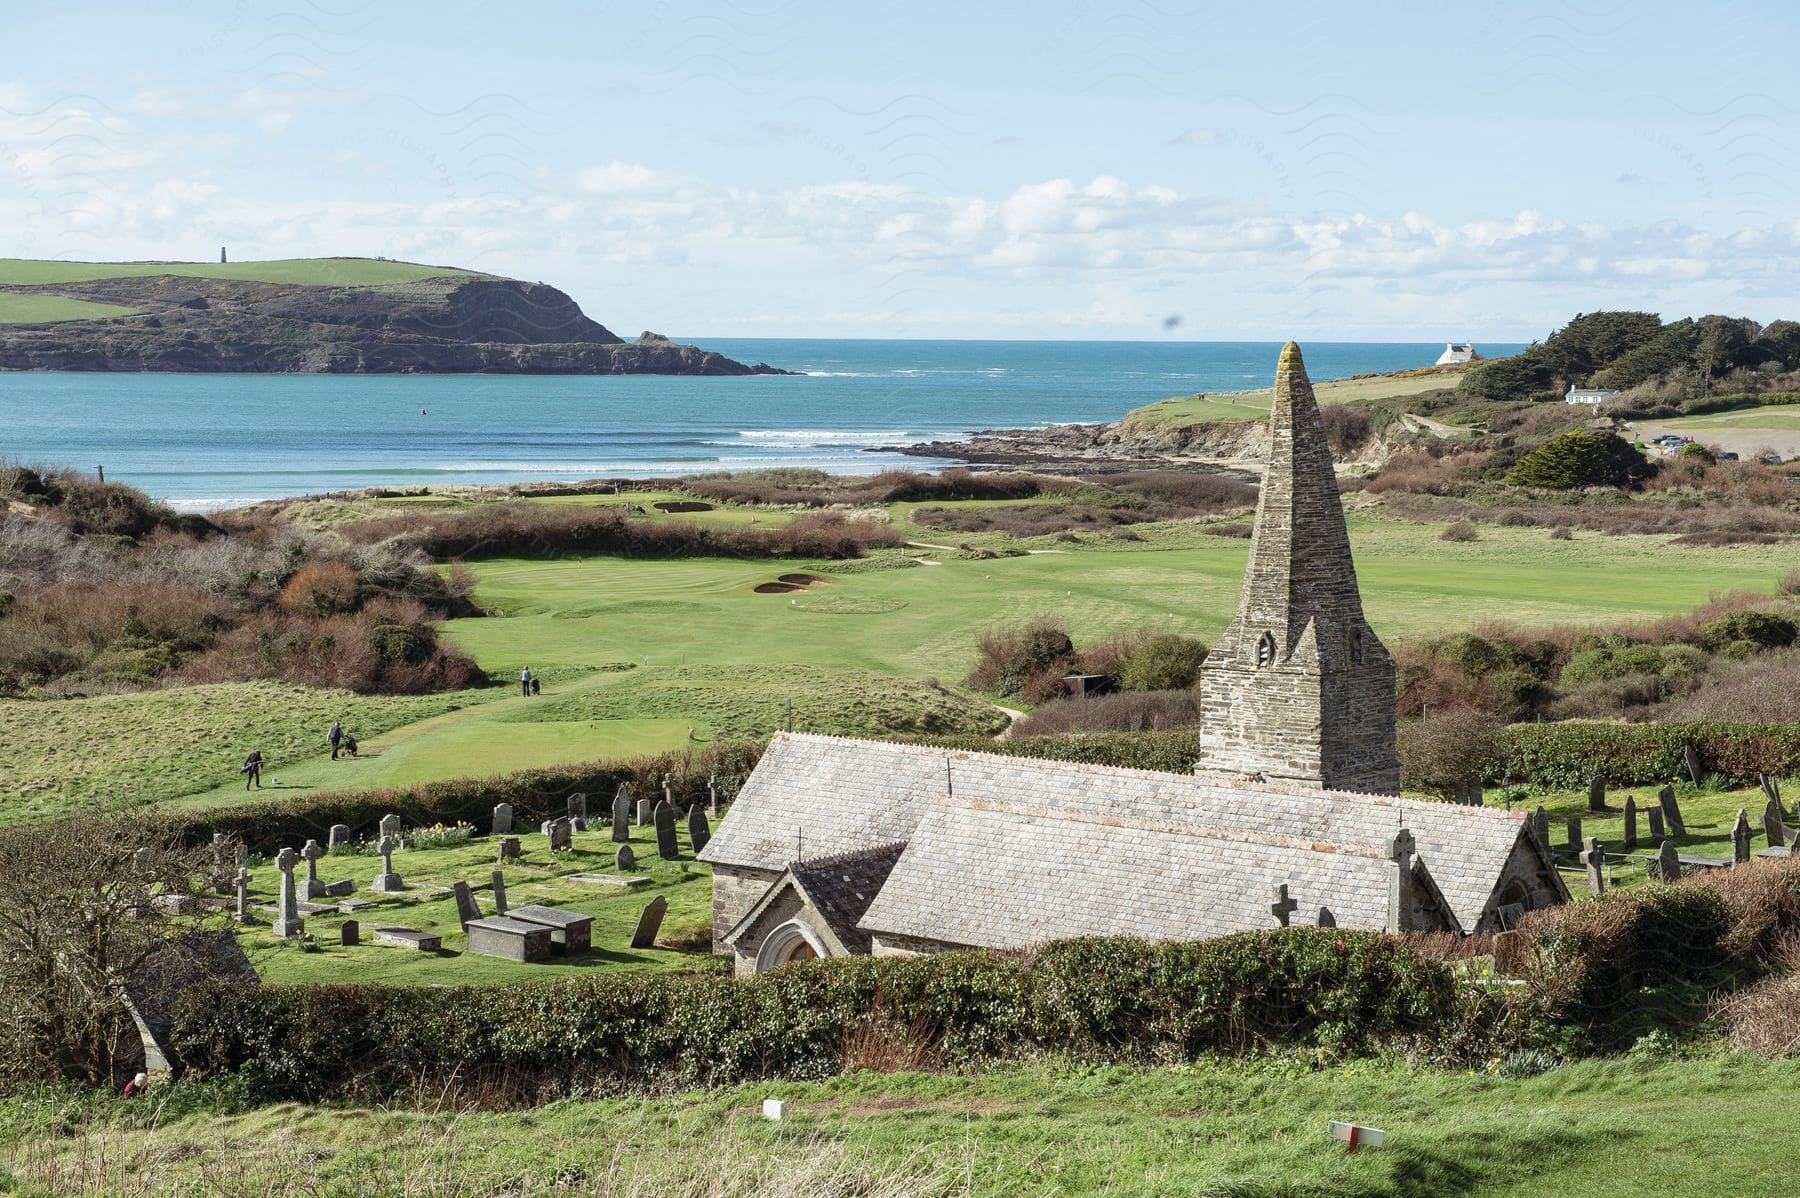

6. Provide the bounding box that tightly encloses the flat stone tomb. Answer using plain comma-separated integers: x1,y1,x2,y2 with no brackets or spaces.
568,873,650,888
372,927,442,951
506,904,594,955
464,916,553,963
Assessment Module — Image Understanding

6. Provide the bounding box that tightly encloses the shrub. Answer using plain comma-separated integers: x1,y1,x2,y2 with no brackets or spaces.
1397,707,1504,798
1440,520,1479,542
963,616,1076,700
1320,405,1373,454
1011,690,1203,736
1502,720,1800,788
1560,643,1664,687
367,622,433,667
1116,632,1208,692
278,561,359,616
1697,611,1797,654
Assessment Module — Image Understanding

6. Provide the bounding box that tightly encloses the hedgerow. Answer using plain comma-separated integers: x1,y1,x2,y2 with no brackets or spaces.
1501,720,1800,789
166,930,1457,1100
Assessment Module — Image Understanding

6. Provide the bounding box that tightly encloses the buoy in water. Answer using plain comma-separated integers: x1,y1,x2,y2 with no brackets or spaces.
420,408,427,415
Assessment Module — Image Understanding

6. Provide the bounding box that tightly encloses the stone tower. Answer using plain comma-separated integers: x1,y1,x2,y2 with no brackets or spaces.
1195,341,1400,793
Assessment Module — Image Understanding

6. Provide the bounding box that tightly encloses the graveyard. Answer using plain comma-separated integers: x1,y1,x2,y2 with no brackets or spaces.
227,798,721,987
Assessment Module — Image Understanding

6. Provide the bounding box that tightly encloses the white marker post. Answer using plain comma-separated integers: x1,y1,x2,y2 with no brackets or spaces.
1328,1121,1385,1153
762,1098,786,1121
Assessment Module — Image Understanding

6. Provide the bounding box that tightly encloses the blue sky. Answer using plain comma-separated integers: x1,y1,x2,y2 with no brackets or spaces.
3,1,1797,339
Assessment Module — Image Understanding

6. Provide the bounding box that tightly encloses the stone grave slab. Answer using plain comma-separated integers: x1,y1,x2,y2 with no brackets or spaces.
507,904,594,955
464,917,553,963
372,927,441,951
569,873,651,888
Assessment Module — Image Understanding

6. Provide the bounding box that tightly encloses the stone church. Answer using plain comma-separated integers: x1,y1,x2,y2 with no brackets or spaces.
699,343,1568,976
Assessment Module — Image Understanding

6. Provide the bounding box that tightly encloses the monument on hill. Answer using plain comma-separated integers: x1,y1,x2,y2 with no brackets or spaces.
1194,341,1401,794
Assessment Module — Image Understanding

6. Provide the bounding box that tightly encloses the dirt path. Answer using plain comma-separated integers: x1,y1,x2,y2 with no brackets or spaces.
994,705,1026,740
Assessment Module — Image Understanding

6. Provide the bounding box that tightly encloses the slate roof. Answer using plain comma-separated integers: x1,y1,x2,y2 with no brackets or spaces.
698,734,954,871
707,733,1553,934
858,793,1447,948
726,842,907,956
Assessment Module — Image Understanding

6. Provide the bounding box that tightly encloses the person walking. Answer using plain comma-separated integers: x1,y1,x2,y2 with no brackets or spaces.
521,666,533,698
240,750,264,790
327,720,343,760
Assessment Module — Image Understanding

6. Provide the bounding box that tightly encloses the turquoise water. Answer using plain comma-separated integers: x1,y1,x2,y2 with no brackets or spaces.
0,340,1519,509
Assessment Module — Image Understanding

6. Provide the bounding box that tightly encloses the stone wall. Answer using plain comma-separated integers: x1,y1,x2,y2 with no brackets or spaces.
709,864,782,953
729,885,806,976
868,931,966,958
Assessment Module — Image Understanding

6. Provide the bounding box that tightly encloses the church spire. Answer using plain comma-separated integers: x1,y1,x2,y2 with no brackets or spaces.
1195,341,1399,794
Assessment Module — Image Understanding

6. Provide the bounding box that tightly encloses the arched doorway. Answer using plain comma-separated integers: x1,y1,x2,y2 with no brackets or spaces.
756,920,827,973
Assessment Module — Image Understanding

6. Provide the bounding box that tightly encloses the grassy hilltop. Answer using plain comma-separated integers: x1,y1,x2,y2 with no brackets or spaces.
0,256,785,374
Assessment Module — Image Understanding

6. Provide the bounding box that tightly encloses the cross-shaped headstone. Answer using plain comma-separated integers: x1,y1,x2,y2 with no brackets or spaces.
372,833,404,893
233,867,253,924
1578,836,1606,895
707,773,718,817
1269,883,1297,927
300,839,326,899
272,847,304,938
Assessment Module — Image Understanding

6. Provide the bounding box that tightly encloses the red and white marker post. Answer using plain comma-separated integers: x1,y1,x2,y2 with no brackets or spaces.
1327,1121,1386,1153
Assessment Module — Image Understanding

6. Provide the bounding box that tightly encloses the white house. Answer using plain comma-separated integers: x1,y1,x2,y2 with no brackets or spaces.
1566,387,1620,406
1435,342,1483,366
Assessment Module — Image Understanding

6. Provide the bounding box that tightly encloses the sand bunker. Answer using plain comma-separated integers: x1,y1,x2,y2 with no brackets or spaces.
776,573,829,586
753,582,804,594
653,501,714,513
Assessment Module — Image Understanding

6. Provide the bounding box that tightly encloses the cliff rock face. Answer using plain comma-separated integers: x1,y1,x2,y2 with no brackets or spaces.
0,274,790,375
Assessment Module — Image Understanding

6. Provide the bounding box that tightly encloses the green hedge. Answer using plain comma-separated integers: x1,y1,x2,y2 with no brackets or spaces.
1501,721,1800,790
906,729,1199,773
168,931,1456,1100
146,741,765,852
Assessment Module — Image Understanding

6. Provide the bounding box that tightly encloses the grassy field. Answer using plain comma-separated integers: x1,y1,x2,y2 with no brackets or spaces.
0,683,487,825
0,293,139,324
2,1054,1789,1195
1123,367,1470,428
232,817,718,986
8,510,1796,821
0,257,490,288
1636,407,1800,459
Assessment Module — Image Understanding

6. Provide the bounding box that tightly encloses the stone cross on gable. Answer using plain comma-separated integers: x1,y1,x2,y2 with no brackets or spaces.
1385,829,1416,933
1269,883,1298,927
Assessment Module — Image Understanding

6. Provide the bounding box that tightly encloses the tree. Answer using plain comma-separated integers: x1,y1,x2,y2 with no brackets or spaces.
1505,430,1646,489
1539,311,1665,378
1754,319,1800,369
1693,315,1760,390
0,818,226,1086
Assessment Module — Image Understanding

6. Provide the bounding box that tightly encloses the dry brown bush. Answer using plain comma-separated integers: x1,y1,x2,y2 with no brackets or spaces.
1396,707,1505,798
1012,689,1203,736
1666,647,1800,722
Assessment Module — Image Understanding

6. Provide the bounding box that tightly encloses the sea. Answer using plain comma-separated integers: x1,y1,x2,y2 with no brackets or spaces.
0,340,1524,510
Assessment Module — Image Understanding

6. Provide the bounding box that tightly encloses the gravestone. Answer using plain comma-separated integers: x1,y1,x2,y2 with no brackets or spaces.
567,793,588,823
491,869,508,916
1653,839,1681,883
654,802,680,859
133,846,154,874
612,789,631,843
629,895,668,949
233,867,254,924
687,806,711,854
616,844,636,871
1564,817,1582,853
451,880,482,930
272,847,305,938
328,824,351,851
1648,806,1665,841
1530,807,1549,850
322,879,356,898
234,841,248,869
1579,837,1606,896
299,839,327,900
636,798,652,826
1766,797,1788,848
1683,743,1704,786
492,803,513,836
340,920,360,947
496,836,521,863
1316,907,1336,928
663,774,674,810
546,817,572,853
1733,809,1752,865
1657,785,1686,836
1760,772,1783,809
1269,883,1297,927
1622,796,1638,851
378,813,402,841
653,797,672,829
371,833,405,893
208,833,232,892
1587,775,1606,813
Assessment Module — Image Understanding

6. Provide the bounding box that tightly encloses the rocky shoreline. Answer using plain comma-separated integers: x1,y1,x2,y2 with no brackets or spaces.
884,417,1270,475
